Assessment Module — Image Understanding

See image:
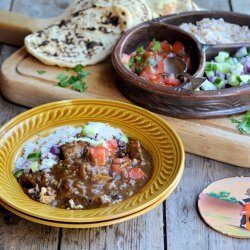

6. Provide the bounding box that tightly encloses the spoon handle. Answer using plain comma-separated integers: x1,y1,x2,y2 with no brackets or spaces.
174,72,206,91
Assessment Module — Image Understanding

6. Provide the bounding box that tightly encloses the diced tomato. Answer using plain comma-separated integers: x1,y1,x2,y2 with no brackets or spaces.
90,146,108,165
161,52,169,59
113,157,131,165
111,164,121,174
172,41,185,55
149,74,163,84
107,139,117,156
155,60,165,74
121,53,130,64
161,41,170,51
164,75,181,86
127,168,147,179
107,139,118,149
139,65,154,77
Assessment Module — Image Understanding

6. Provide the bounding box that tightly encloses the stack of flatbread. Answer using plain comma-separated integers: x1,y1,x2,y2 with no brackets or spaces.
25,0,198,68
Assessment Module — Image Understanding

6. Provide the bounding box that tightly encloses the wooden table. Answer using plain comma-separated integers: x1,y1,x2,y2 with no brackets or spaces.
0,1,249,249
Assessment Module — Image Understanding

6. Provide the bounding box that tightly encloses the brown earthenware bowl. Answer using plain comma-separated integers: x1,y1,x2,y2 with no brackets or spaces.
111,11,250,118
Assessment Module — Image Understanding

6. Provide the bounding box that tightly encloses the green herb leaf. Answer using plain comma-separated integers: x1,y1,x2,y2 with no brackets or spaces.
27,152,42,161
79,71,90,78
58,80,70,88
135,66,142,75
152,40,161,52
230,111,250,133
57,73,68,82
128,58,135,68
135,55,142,64
37,70,46,75
136,47,144,56
14,170,24,178
72,81,87,92
74,64,84,73
57,65,89,92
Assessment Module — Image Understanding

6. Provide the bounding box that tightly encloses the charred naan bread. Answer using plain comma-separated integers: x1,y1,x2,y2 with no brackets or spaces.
25,0,151,68
71,0,152,25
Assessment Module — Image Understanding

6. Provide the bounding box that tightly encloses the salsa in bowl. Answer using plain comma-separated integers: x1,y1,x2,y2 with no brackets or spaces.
121,39,192,87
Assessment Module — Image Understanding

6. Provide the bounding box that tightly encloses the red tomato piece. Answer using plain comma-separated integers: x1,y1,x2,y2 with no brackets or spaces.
111,164,121,174
161,41,170,51
127,168,147,179
90,146,108,165
108,139,117,149
121,53,130,64
172,41,185,55
161,52,169,59
164,75,181,86
140,65,154,77
150,74,163,84
155,60,165,74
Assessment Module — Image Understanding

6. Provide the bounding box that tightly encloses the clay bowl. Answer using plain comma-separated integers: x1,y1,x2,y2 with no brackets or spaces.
112,12,250,119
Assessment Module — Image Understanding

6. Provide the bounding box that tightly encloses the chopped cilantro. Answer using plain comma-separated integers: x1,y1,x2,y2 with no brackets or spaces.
135,66,142,75
79,70,90,78
72,81,87,92
128,58,135,68
230,111,250,133
74,64,84,73
135,55,142,64
37,70,46,75
152,40,161,52
57,73,68,82
57,64,89,92
136,47,144,56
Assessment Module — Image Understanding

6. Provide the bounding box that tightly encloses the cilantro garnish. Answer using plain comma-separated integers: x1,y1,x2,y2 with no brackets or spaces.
72,81,87,93
57,64,89,92
136,47,144,56
152,39,161,52
37,70,46,75
230,111,250,133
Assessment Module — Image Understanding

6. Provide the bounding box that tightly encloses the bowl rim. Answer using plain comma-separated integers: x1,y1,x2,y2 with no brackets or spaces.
0,99,185,222
112,19,250,99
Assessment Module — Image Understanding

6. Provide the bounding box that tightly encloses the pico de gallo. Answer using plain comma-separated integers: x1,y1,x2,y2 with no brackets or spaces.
121,39,192,87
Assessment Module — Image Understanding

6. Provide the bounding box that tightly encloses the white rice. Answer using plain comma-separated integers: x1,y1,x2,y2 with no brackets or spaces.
15,123,126,173
179,18,250,45
15,126,81,171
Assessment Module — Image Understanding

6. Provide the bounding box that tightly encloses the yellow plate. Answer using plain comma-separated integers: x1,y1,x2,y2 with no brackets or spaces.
0,179,178,228
0,99,184,223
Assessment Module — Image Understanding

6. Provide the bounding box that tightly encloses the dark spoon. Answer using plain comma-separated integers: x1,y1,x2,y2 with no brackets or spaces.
164,57,206,91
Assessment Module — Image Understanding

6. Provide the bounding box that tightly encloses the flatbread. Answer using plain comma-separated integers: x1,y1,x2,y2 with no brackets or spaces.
25,0,152,68
146,0,199,17
71,0,152,25
145,0,177,18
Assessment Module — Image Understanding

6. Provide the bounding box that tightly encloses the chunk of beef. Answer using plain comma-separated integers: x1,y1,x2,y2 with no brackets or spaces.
128,140,144,162
60,141,90,161
117,140,127,157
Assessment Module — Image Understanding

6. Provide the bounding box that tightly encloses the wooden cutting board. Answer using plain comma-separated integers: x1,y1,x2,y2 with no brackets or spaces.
1,47,249,168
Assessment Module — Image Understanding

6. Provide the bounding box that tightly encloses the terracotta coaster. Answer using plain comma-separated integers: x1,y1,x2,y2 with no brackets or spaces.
198,177,250,238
